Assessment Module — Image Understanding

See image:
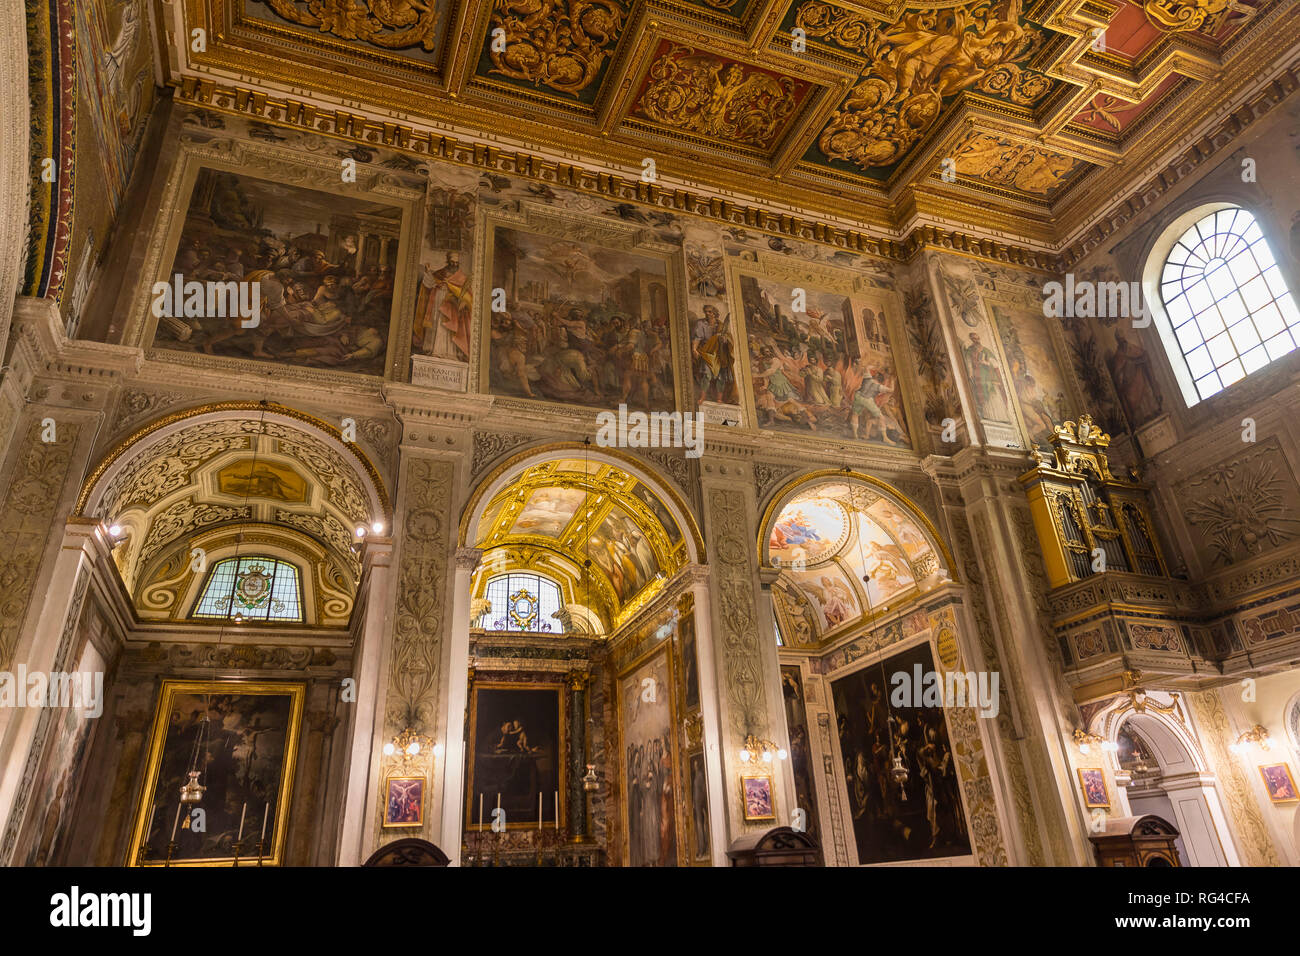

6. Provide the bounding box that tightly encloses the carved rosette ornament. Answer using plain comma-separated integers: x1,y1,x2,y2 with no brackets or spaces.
486,0,627,97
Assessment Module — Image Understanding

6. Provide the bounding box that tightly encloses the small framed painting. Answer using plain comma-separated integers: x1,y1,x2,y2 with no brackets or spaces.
1259,763,1299,803
1078,768,1109,809
384,775,426,827
741,773,775,822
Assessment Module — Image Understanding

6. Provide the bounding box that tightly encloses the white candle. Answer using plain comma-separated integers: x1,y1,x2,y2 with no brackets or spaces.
496,792,501,811
554,791,559,829
479,793,484,829
538,792,542,829
170,803,182,843
261,802,269,842
145,803,157,841
237,803,247,841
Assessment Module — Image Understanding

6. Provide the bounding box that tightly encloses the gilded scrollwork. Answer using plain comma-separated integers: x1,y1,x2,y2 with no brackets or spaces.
485,0,627,97
632,45,810,150
805,0,1050,170
260,0,443,51
1143,0,1253,32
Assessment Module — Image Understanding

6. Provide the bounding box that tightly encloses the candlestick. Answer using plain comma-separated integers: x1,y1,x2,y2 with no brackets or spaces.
237,803,247,841
170,803,182,843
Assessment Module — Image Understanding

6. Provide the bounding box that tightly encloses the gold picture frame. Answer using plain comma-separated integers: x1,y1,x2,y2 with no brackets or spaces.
126,680,305,867
1077,767,1110,809
383,775,427,827
1259,763,1299,803
464,680,567,831
740,772,776,822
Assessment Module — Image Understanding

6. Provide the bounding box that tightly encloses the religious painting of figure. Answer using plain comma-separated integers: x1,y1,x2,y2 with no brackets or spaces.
1077,768,1109,809
630,480,683,546
412,250,472,362
742,774,775,821
690,303,739,405
781,665,822,863
990,303,1075,446
215,460,308,503
680,611,700,711
618,645,678,867
588,509,660,605
831,643,970,864
465,684,564,830
1106,329,1163,427
736,269,912,447
384,776,425,827
128,681,305,866
484,223,679,412
151,167,403,375
1259,763,1298,803
687,752,711,863
962,331,1013,423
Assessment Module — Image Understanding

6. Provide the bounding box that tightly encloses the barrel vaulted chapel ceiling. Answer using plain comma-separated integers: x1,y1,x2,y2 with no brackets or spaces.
177,0,1293,242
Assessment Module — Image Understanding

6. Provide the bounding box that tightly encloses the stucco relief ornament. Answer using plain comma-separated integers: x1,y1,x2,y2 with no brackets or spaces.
487,0,627,96
261,0,442,51
1143,0,1253,31
809,0,1046,170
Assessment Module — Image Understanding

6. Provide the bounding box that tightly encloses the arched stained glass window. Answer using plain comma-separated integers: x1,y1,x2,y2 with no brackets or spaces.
483,573,564,633
1156,206,1300,404
191,556,303,623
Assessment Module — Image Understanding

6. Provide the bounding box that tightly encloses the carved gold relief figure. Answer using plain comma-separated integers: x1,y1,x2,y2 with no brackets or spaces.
260,0,443,51
804,0,1049,170
952,133,1079,195
486,0,627,97
632,45,809,150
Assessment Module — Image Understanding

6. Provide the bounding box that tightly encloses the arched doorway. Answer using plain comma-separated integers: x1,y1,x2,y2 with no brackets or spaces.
450,444,707,865
1096,698,1238,867
755,471,1006,867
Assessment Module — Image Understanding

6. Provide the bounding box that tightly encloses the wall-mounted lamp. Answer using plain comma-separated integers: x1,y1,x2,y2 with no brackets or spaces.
1073,729,1118,756
739,734,787,764
383,728,441,767
1229,725,1271,756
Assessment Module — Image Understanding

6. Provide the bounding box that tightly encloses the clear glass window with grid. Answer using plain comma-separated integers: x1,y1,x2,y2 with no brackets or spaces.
1159,207,1300,403
483,573,563,633
191,556,303,623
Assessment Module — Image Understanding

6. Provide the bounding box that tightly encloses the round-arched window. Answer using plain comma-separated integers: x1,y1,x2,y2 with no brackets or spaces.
1154,206,1299,404
483,573,564,633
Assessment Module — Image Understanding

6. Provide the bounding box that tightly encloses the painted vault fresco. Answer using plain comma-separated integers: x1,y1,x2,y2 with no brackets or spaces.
152,168,402,375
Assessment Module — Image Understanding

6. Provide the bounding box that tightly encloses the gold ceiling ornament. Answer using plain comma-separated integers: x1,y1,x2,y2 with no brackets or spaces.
632,44,809,150
974,63,1054,106
259,0,443,51
485,0,627,97
1143,0,1253,32
813,0,1047,170
951,133,1081,196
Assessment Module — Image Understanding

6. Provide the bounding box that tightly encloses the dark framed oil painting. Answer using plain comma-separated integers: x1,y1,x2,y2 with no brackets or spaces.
149,165,406,376
781,664,823,863
482,218,681,413
127,681,305,866
830,641,971,865
465,682,565,830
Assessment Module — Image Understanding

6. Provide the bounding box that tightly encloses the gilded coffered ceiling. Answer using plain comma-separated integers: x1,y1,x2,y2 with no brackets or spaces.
177,0,1294,242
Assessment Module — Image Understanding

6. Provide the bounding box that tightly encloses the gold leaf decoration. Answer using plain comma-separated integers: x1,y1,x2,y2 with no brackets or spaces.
1143,0,1253,32
952,133,1080,195
260,0,442,51
632,44,810,150
805,0,1050,169
486,0,627,97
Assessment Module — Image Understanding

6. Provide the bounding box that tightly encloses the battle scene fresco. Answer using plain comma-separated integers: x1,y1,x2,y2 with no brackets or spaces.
151,168,403,375
485,224,678,412
738,271,912,446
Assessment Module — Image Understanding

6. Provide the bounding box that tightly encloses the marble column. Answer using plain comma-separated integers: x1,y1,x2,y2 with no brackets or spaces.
566,670,589,842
